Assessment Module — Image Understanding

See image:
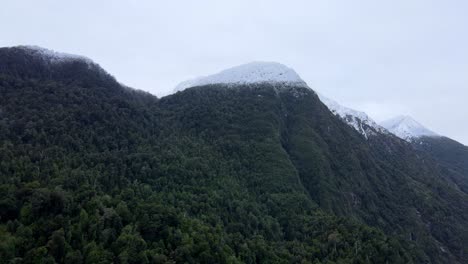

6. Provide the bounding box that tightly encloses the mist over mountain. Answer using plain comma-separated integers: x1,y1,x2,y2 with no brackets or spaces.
0,46,467,264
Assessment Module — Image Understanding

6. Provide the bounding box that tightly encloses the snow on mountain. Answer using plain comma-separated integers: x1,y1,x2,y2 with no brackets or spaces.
318,94,387,139
17,45,95,66
380,115,439,142
174,62,309,92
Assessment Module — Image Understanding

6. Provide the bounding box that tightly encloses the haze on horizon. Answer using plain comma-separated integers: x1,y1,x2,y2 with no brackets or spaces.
1,0,467,145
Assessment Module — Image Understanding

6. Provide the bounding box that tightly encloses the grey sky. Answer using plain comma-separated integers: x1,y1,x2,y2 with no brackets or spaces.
1,0,467,145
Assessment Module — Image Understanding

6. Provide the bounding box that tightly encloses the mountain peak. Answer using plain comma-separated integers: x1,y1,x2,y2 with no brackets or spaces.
174,61,309,92
380,115,439,141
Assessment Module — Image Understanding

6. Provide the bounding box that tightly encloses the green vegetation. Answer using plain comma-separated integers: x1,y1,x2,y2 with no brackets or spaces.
0,47,467,263
0,76,413,263
413,136,468,194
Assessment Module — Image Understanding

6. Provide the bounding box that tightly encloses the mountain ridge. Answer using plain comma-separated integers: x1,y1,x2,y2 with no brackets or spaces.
317,93,388,139
0,46,467,263
16,45,95,65
174,61,309,92
0,45,117,88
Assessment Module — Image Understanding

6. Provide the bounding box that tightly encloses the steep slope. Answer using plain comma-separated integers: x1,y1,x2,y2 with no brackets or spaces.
412,136,468,194
175,64,468,263
0,47,413,263
317,94,387,139
414,137,468,177
1,48,467,263
380,115,466,177
277,89,467,264
320,98,468,196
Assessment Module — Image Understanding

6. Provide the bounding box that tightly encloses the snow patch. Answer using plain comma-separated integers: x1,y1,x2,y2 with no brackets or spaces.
380,116,439,142
318,94,387,139
174,62,309,92
18,45,94,66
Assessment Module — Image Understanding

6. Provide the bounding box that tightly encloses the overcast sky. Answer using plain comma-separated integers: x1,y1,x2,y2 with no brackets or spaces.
1,0,467,145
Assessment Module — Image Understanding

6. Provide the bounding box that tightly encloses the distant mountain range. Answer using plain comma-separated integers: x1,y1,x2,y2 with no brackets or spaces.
318,93,439,142
319,94,468,195
0,46,467,263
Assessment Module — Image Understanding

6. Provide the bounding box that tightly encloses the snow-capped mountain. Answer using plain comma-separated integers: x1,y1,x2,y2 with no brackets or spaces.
380,115,439,142
174,62,309,92
174,61,389,139
318,94,387,139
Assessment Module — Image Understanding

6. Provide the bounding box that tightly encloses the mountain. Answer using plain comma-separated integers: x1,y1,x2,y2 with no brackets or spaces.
316,95,467,190
413,136,468,193
380,115,439,142
174,61,308,92
317,94,387,139
380,115,468,193
0,45,117,88
1,47,467,263
320,96,468,202
174,62,468,263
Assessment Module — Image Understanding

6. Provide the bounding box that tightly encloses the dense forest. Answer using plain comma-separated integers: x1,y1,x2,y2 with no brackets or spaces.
0,47,467,263
412,136,468,194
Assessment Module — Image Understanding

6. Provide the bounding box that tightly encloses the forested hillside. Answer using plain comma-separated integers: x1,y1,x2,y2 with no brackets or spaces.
412,136,468,194
0,46,467,263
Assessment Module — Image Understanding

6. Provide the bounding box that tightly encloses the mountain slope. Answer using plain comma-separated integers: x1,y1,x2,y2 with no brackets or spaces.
174,63,468,263
0,46,117,88
317,94,387,139
414,137,468,177
381,115,468,193
0,48,467,263
0,47,414,264
278,88,467,263
412,136,468,194
318,97,468,197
